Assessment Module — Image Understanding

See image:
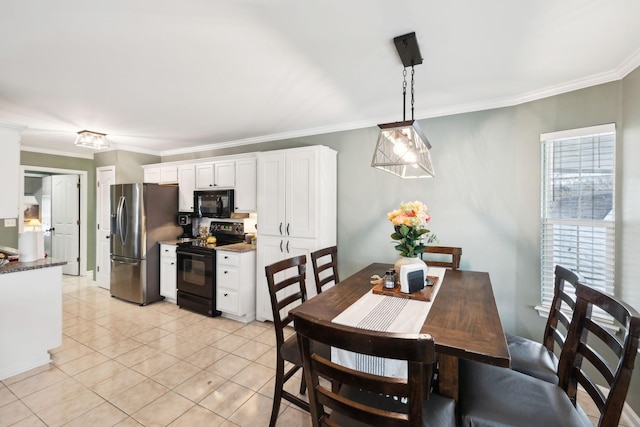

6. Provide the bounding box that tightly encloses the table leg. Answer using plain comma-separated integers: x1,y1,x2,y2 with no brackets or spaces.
437,354,459,401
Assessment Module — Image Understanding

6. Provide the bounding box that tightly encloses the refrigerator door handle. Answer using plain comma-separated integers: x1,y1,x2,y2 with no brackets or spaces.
112,258,140,266
116,195,128,247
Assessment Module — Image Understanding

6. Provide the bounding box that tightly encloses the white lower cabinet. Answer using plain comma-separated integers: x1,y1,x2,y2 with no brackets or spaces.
255,236,318,322
160,244,177,303
216,249,256,323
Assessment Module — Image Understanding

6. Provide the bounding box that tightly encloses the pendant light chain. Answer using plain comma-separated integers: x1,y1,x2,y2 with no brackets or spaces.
411,65,415,121
402,68,407,121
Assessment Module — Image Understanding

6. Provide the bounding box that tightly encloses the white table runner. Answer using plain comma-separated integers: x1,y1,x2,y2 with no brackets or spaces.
331,267,446,378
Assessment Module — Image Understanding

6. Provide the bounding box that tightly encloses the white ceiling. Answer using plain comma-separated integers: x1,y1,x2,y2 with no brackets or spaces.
1,0,639,158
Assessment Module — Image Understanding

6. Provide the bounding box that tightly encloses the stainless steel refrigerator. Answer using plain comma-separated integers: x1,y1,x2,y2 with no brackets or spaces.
110,183,182,305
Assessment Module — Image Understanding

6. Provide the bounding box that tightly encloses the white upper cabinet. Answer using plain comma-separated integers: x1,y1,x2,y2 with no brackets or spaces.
257,147,335,239
143,165,177,184
178,165,195,212
234,158,257,213
257,152,286,236
160,166,178,184
195,161,235,189
143,166,161,183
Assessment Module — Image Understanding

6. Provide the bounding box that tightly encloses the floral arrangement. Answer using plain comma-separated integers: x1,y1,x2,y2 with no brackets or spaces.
387,201,433,258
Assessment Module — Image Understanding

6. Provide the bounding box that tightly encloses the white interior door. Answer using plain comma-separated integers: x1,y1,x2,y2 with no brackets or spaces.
41,176,52,256
96,166,115,289
52,175,80,275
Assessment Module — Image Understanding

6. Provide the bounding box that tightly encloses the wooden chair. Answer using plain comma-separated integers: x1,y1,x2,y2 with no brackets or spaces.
265,255,328,427
459,282,640,427
310,246,340,294
506,264,580,384
294,311,457,427
421,246,462,270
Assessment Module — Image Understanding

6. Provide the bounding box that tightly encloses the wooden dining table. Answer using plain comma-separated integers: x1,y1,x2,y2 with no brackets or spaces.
290,262,511,401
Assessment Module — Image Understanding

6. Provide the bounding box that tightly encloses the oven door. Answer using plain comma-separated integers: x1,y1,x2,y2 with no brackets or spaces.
176,249,215,298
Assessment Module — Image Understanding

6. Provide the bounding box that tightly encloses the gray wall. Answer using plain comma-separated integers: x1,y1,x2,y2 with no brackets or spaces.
94,150,160,184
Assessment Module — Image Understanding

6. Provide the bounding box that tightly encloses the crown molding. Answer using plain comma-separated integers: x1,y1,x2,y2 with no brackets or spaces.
20,145,95,160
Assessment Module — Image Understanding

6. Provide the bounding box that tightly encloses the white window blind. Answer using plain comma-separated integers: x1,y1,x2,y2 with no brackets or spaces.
540,124,615,307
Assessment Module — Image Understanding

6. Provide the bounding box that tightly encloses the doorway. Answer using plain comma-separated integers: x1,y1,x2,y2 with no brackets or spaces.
20,166,88,276
96,166,115,289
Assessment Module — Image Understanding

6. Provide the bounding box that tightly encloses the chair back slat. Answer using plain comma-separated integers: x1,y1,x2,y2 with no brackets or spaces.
421,246,462,270
542,265,580,353
311,246,340,294
294,311,435,427
557,282,640,427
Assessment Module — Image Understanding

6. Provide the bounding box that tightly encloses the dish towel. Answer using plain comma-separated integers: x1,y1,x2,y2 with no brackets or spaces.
331,267,446,379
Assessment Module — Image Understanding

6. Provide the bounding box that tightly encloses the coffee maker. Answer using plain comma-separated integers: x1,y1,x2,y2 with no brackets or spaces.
177,213,193,239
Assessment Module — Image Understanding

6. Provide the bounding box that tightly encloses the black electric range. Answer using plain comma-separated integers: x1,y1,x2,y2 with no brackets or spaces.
175,221,246,316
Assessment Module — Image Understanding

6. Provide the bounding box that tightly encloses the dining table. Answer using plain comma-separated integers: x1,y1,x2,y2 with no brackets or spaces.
290,262,511,401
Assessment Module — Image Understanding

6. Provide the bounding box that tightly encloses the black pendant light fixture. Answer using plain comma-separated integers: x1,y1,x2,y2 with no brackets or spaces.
371,32,435,178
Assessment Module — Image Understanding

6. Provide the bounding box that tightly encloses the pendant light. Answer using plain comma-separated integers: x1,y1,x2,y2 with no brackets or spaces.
371,32,434,178
75,130,111,149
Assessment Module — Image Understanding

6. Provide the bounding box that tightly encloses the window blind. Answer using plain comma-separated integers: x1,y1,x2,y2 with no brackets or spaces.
540,124,615,308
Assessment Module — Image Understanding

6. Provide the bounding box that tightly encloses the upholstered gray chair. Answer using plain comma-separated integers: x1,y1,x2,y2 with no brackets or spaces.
505,265,580,384
459,282,640,427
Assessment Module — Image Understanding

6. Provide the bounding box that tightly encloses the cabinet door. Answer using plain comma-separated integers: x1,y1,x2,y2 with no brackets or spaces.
144,167,161,183
160,166,178,184
282,237,318,299
159,245,177,302
234,158,257,212
255,236,316,322
257,152,286,236
178,165,195,212
214,161,235,188
195,163,215,189
285,150,317,238
256,236,285,322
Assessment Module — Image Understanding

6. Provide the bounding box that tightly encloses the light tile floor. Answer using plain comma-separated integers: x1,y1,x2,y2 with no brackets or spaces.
0,275,311,427
0,275,636,426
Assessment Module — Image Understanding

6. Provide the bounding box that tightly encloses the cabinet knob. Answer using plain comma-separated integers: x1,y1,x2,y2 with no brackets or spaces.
170,262,175,265
224,256,228,259
224,271,228,274
224,293,228,297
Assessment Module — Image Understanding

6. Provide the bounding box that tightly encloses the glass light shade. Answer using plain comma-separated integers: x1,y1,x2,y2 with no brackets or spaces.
371,120,435,178
75,130,110,149
24,195,39,205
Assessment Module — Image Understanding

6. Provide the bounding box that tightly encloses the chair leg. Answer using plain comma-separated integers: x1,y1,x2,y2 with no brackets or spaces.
299,369,307,395
270,357,285,427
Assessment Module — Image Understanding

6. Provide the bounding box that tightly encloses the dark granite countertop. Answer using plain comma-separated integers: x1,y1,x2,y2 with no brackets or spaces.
0,257,67,274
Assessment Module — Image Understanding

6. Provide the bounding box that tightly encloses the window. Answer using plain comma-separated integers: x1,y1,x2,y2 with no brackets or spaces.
540,124,615,308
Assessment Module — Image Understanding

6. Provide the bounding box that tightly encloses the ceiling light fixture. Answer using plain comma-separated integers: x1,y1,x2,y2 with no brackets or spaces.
371,32,434,178
74,130,110,149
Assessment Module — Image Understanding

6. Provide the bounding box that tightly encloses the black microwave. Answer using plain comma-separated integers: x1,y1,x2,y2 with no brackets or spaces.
194,190,234,218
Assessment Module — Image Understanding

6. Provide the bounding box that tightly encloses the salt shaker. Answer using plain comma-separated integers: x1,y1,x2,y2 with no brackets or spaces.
384,269,396,289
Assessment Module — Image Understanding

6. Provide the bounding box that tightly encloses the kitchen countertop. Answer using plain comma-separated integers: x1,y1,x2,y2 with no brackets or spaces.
158,239,194,245
0,257,67,274
216,243,256,253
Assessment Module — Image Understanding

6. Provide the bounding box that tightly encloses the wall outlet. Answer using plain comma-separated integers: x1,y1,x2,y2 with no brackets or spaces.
4,218,16,227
